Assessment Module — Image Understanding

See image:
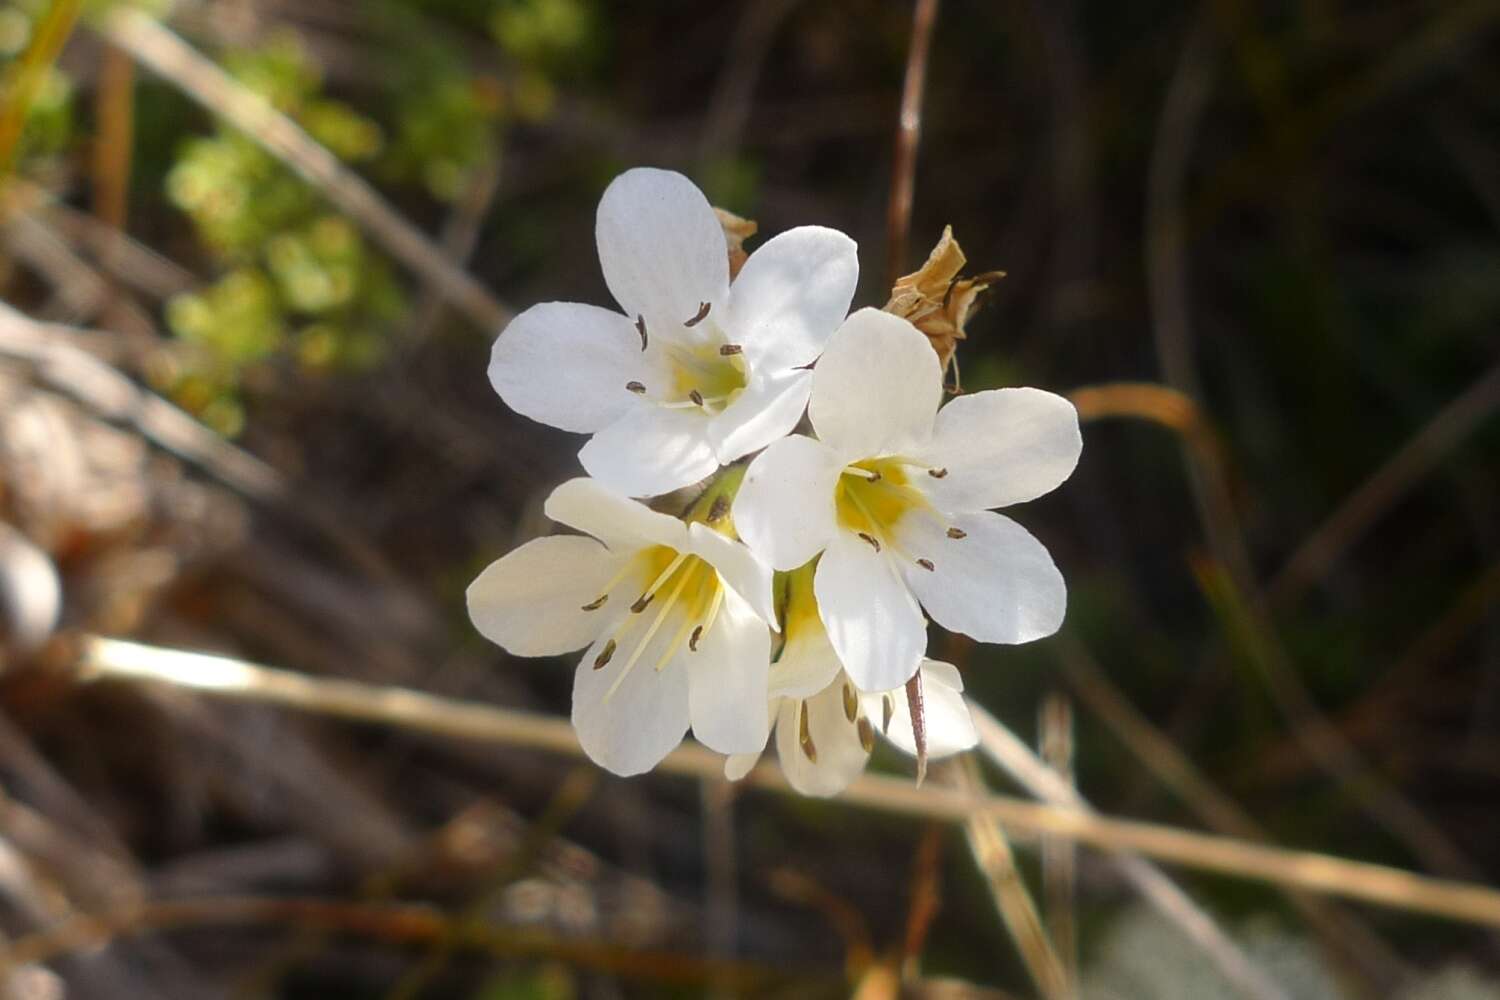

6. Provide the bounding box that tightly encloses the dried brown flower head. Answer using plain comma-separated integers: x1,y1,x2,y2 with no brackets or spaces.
883,225,1004,391
714,207,758,279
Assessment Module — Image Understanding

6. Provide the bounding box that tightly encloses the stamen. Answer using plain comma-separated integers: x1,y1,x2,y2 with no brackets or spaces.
915,558,935,572
633,552,689,613
841,465,881,481
946,526,967,539
857,532,881,552
882,694,894,734
655,597,702,673
658,392,730,410
607,566,694,701
688,388,705,406
684,301,711,327
584,559,643,612
927,467,948,479
691,580,725,652
706,495,729,524
635,314,648,350
857,716,875,753
626,381,646,394
593,639,616,670
798,701,817,762
842,683,858,722
718,344,742,356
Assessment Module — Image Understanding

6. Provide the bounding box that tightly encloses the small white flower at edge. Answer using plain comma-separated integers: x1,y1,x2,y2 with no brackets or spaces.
732,307,1083,693
724,562,978,796
489,167,859,498
466,477,777,777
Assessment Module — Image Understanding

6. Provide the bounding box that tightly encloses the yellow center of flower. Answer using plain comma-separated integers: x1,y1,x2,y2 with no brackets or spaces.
662,336,749,412
834,458,929,544
585,544,727,702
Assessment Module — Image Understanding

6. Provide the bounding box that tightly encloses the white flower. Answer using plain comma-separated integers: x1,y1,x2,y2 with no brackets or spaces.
732,307,1081,692
466,477,777,776
724,565,978,797
489,167,858,498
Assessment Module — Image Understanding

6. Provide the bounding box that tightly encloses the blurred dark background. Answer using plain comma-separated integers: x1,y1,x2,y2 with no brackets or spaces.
1,0,1498,996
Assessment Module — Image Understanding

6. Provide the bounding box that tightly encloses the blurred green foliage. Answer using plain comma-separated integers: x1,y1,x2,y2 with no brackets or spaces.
152,0,594,434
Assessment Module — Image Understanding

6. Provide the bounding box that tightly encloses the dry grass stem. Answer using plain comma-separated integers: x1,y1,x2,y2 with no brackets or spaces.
69,636,1500,935
947,757,1068,1000
886,0,941,289
969,704,1289,1000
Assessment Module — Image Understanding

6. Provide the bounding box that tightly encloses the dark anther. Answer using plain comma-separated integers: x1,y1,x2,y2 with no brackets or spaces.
580,594,608,611
857,716,875,753
593,639,616,670
927,467,949,479
946,526,967,539
635,314,648,350
626,381,647,394
718,343,743,356
630,593,654,614
689,389,705,406
857,532,881,552
916,558,935,572
798,702,817,762
684,301,711,327
881,694,894,734
689,625,704,651
842,683,858,722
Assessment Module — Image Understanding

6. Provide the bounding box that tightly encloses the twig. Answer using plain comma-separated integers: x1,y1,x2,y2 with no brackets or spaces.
92,43,135,235
968,704,1289,1000
1193,559,1482,880
0,0,83,181
98,8,512,333
946,757,1068,1000
886,0,941,289
1053,635,1408,989
1269,361,1500,607
67,635,1500,931
1142,15,1480,877
1037,694,1078,991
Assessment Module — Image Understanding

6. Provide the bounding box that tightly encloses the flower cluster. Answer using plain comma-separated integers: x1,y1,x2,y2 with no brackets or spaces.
468,168,1082,795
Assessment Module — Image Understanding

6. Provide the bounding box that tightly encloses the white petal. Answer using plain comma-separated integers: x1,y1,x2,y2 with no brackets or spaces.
686,587,772,754
769,618,843,700
920,388,1082,511
543,477,689,552
733,435,842,571
707,370,812,465
726,226,858,371
595,168,728,335
572,631,691,776
488,302,650,434
897,509,1066,645
865,660,978,759
725,749,762,781
466,535,624,656
775,683,871,797
808,309,942,460
578,406,721,498
814,529,926,692
686,524,776,627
